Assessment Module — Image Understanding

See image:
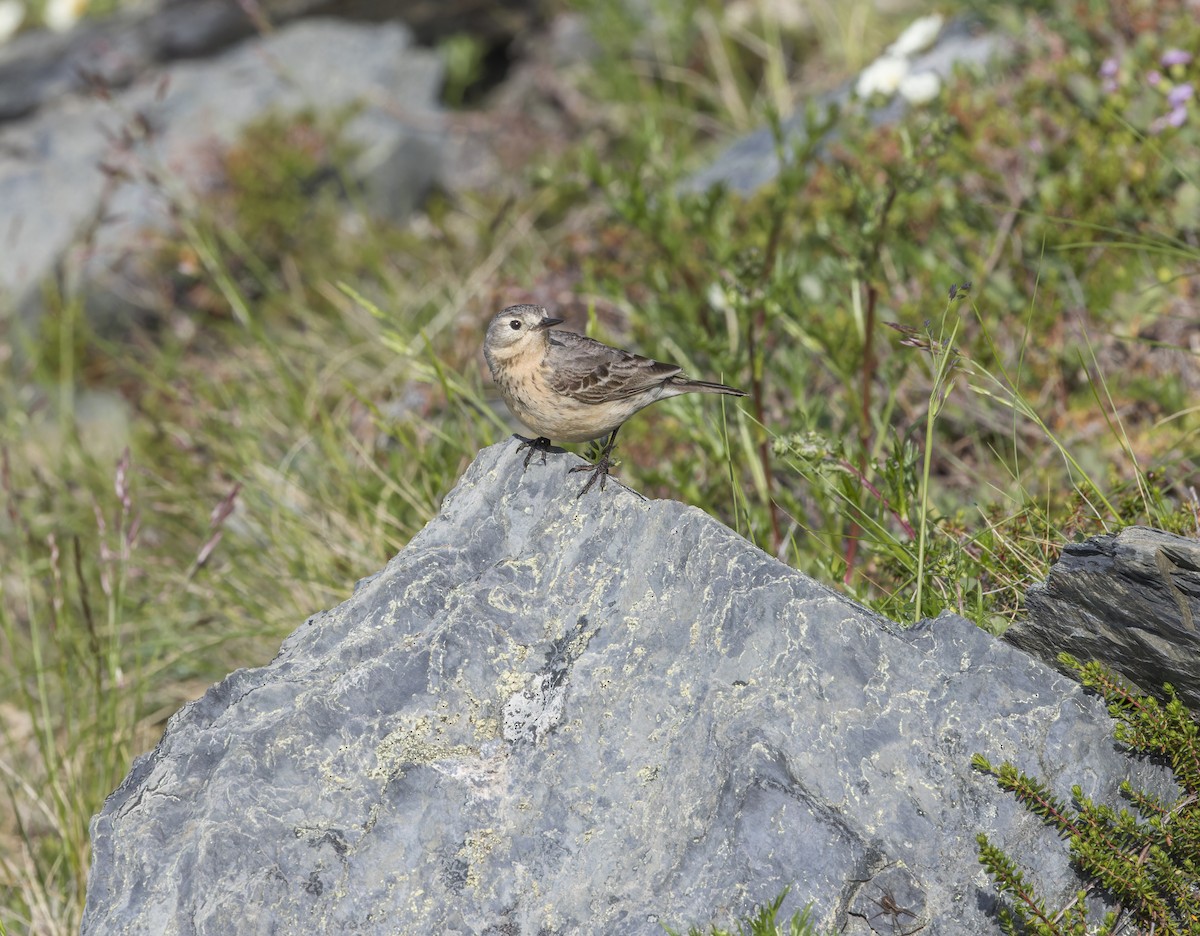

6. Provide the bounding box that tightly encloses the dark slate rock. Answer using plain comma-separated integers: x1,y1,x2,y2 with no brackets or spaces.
83,442,1176,935
1007,526,1200,710
682,18,1011,196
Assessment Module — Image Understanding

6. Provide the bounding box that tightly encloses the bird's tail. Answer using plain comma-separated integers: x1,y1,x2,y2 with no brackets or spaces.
673,377,747,397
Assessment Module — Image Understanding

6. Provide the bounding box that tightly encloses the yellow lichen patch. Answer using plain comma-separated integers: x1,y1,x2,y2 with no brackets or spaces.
371,715,475,781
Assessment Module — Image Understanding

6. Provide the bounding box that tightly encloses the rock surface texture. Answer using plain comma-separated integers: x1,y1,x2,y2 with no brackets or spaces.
83,442,1175,935
1008,526,1200,711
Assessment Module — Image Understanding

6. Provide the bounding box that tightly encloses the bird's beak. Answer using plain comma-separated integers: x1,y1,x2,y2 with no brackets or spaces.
536,317,564,330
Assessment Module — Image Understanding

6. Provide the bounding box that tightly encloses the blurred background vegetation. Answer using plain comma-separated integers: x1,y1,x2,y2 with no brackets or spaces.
1,0,1198,931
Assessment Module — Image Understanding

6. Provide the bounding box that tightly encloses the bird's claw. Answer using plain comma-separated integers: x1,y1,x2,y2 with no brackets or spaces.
571,453,613,498
516,436,553,469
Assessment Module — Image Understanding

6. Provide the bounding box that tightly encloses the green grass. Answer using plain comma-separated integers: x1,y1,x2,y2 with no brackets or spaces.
666,890,821,936
2,0,1199,931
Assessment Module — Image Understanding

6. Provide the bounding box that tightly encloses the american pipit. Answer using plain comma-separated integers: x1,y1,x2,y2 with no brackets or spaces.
483,304,746,496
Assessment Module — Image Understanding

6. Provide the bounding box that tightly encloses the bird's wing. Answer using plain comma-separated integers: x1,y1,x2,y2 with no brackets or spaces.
545,331,680,404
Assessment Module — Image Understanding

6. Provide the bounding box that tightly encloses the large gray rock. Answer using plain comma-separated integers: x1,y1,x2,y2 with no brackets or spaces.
83,442,1174,934
1007,526,1200,711
0,18,443,330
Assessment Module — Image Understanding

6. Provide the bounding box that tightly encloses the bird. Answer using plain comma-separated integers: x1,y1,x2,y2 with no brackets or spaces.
483,304,746,496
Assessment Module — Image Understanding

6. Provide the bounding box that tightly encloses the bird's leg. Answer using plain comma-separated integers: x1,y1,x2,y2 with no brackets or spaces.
570,427,621,498
516,436,554,469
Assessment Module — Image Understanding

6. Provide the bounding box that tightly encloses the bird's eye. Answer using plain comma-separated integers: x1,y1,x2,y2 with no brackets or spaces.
509,320,521,330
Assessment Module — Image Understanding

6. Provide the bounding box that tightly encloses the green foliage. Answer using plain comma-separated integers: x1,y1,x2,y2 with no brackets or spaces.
575,85,1198,622
974,656,1200,935
560,0,1200,627
3,461,127,919
169,106,370,321
666,890,821,936
438,32,488,108
224,109,358,257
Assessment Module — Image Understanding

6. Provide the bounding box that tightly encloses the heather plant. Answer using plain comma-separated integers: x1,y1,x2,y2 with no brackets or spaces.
974,655,1200,935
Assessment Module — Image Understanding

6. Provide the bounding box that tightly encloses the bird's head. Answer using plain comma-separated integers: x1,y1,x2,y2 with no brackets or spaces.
484,305,564,358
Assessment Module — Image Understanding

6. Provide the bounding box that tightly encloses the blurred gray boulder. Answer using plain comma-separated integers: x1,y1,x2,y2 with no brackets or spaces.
0,18,443,331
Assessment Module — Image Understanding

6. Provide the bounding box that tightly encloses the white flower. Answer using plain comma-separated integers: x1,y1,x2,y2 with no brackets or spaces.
856,55,909,99
887,13,944,59
0,0,24,44
899,71,942,105
706,280,733,314
44,0,86,32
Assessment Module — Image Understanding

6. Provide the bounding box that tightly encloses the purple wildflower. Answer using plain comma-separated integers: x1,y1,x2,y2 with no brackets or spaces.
1099,57,1119,92
1147,70,1162,87
1168,106,1188,127
1161,49,1193,68
1167,82,1194,107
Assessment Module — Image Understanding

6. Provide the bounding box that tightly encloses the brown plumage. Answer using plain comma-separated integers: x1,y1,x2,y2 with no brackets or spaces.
484,304,745,496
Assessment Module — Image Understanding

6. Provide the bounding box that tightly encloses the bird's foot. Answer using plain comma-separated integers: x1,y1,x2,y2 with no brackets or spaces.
516,436,554,469
570,450,617,498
